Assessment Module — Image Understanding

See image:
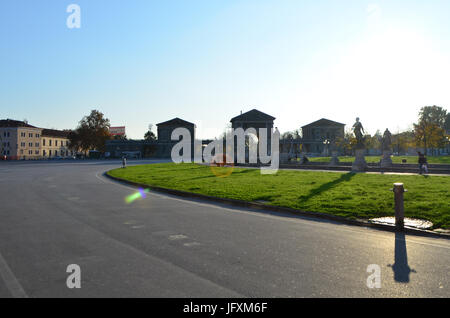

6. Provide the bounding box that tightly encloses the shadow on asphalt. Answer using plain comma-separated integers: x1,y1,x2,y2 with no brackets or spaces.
388,232,416,283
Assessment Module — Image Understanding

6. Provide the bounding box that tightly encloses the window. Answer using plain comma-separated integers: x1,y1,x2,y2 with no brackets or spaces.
29,142,33,147
49,140,52,146
36,133,40,138
43,139,46,146
55,140,58,147
35,143,39,147
55,150,58,156
35,150,39,155
49,150,52,156
29,133,33,138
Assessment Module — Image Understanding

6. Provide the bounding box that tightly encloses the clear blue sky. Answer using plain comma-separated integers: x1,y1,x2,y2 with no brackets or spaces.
1,0,450,139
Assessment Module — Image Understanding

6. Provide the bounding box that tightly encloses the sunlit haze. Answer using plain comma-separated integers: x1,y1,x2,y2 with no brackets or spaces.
1,0,449,139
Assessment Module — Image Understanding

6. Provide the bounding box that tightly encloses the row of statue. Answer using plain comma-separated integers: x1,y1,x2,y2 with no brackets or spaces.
352,117,392,151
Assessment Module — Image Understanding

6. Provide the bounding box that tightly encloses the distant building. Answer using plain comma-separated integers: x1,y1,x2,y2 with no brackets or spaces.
156,117,196,158
230,109,275,133
41,129,73,158
0,119,73,160
105,117,196,159
230,109,276,159
301,118,345,154
0,119,43,160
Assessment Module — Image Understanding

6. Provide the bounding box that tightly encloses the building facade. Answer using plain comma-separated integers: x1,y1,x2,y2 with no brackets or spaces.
41,129,72,158
0,119,73,160
301,118,345,154
0,119,43,160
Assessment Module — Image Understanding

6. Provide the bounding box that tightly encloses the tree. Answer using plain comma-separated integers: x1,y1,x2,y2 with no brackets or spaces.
69,110,111,154
365,130,382,151
335,129,356,155
445,113,450,133
144,124,157,141
413,106,448,154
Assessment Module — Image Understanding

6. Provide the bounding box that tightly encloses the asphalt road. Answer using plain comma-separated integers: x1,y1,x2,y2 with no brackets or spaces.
0,160,448,298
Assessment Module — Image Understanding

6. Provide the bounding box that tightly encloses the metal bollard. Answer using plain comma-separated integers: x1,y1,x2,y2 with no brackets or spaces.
392,183,407,229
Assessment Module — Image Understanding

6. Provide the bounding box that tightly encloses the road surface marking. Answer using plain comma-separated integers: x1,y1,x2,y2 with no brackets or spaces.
0,251,28,298
169,234,188,241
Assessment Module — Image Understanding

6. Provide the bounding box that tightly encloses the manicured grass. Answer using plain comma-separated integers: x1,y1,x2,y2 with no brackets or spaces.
108,163,450,229
308,155,450,164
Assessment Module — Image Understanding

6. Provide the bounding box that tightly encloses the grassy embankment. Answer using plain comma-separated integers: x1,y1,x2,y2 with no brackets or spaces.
108,163,450,229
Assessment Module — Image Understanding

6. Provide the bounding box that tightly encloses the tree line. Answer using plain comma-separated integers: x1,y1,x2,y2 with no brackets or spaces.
68,110,156,155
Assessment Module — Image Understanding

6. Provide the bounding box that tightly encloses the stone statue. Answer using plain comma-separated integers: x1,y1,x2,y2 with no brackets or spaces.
351,117,368,171
380,128,393,168
352,117,365,149
382,128,392,151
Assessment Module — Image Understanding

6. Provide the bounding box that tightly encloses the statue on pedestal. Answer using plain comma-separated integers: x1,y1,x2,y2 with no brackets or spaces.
351,117,368,172
382,129,392,151
381,128,393,168
352,117,366,149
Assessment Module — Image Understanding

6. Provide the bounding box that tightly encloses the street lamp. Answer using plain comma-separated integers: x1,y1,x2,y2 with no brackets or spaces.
323,139,330,156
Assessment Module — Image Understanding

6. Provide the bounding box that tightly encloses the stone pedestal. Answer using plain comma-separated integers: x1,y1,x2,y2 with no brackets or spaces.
329,151,340,166
380,150,393,168
352,149,367,172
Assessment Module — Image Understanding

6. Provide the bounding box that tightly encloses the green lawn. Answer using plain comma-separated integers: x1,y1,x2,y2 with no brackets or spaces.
308,155,450,164
108,163,450,229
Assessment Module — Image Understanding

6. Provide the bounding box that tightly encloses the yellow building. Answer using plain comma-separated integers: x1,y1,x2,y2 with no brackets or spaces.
0,119,73,160
41,129,72,158
0,119,43,160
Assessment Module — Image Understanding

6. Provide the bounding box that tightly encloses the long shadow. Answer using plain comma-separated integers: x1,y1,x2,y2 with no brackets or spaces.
389,232,415,283
298,172,356,203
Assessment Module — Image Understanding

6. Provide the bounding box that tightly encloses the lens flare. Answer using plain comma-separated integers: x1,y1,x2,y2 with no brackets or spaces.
209,153,234,178
125,188,150,204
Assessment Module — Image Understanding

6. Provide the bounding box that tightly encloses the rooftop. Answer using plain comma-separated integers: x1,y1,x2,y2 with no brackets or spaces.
230,109,276,123
0,119,37,128
302,118,345,128
156,117,196,127
41,129,70,138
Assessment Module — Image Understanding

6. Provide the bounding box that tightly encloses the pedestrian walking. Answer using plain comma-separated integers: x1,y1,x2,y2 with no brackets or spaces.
418,152,428,174
122,156,127,168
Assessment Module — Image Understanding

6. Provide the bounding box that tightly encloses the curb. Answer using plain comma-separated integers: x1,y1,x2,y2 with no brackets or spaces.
104,171,450,240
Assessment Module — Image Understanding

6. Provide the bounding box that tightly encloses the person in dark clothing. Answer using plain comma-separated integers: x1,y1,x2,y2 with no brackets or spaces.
418,152,428,174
